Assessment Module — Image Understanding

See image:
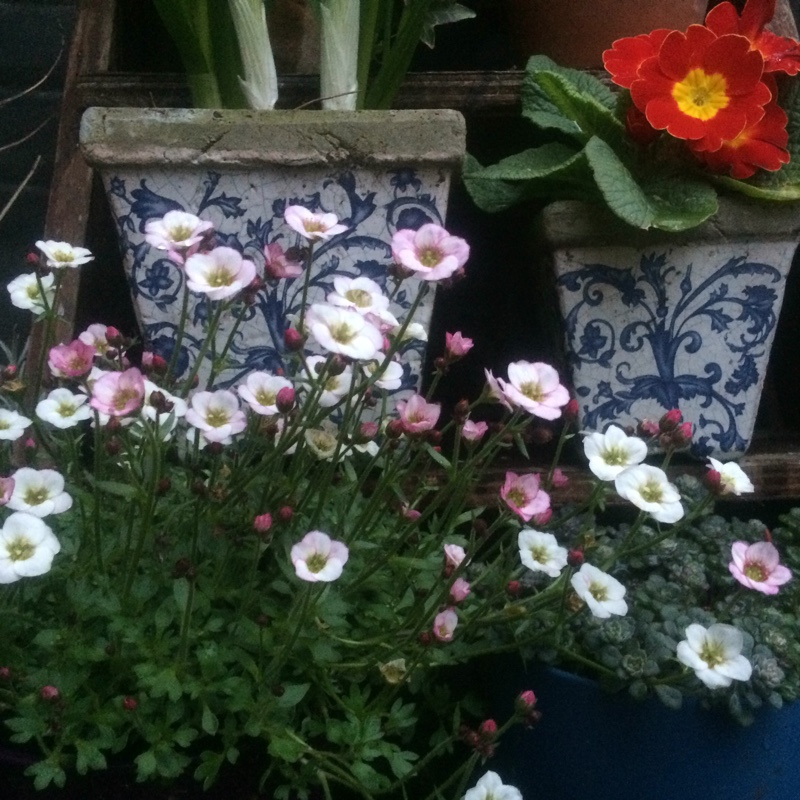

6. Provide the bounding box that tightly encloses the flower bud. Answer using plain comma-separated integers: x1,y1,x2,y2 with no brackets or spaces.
453,399,470,424
356,421,379,443
105,327,124,348
515,689,537,712
659,408,683,433
507,580,522,597
284,328,306,352
105,437,122,456
386,419,404,439
149,390,174,414
564,398,580,423
123,696,138,711
276,386,296,413
529,426,554,446
207,441,224,456
40,685,60,702
704,468,723,495
278,505,294,522
637,419,660,438
418,631,433,646
156,477,172,496
0,667,11,680
253,513,273,534
479,719,498,739
327,355,348,376
567,548,585,568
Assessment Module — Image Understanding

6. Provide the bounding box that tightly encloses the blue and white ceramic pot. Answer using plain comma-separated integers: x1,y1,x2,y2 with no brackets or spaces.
485,661,800,800
78,107,466,393
538,198,800,459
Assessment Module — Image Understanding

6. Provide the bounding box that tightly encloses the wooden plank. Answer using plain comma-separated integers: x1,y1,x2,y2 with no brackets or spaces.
24,0,117,399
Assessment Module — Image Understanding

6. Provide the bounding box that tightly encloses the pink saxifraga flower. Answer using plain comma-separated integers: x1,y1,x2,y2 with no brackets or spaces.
144,211,213,264
391,224,469,282
461,419,488,443
551,468,569,488
450,577,471,603
500,471,551,522
89,367,146,417
444,543,467,570
263,242,304,279
433,608,458,642
729,541,792,595
48,340,96,378
396,394,441,435
284,206,348,241
291,531,349,582
496,361,570,420
445,331,474,359
0,476,14,506
78,323,111,355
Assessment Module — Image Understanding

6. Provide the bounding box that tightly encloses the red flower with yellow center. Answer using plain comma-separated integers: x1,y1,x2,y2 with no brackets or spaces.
705,0,800,75
688,75,790,179
630,25,771,151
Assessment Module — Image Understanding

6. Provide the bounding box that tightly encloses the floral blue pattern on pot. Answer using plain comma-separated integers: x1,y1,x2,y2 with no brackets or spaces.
103,165,447,392
555,241,796,459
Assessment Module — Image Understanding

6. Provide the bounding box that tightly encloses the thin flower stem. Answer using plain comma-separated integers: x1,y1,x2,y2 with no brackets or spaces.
166,280,191,385
296,241,317,335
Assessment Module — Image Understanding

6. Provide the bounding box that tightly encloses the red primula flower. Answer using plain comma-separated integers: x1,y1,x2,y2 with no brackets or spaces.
706,0,800,75
603,29,672,89
688,76,790,179
630,25,771,150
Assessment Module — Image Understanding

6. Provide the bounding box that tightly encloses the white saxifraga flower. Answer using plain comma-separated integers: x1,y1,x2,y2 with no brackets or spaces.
570,563,628,618
363,354,404,392
676,623,753,688
284,206,347,241
304,423,341,461
36,388,92,429
463,771,523,800
6,468,72,517
0,409,33,440
614,464,684,523
291,531,349,582
184,247,256,301
300,355,353,407
237,372,294,416
327,276,399,328
35,240,94,269
305,303,383,360
518,529,568,578
0,512,61,583
144,210,213,252
583,425,648,481
707,457,755,496
7,272,55,314
185,390,247,444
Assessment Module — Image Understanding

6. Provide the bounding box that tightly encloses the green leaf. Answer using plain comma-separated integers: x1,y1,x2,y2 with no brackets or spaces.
173,578,190,614
640,172,719,231
268,731,308,763
422,442,452,470
92,480,138,500
27,759,67,790
201,705,219,735
522,55,620,141
75,740,107,775
135,750,158,781
653,684,683,710
276,683,310,708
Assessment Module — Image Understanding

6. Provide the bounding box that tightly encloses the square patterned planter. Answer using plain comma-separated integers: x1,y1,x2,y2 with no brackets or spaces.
79,107,466,392
539,198,800,459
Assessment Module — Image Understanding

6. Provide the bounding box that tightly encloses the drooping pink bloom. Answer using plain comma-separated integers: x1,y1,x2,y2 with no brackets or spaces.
284,206,348,241
263,242,303,279
500,471,551,522
0,477,14,506
551,468,569,488
433,607,458,642
729,541,792,595
450,577,471,603
291,531,349,582
48,340,97,378
461,419,488,443
445,331,474,359
396,394,441,435
89,367,146,417
496,361,570,420
444,543,467,570
78,324,111,355
391,224,470,282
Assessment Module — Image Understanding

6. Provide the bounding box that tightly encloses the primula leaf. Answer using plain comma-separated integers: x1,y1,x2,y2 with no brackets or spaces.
640,173,719,231
522,55,621,143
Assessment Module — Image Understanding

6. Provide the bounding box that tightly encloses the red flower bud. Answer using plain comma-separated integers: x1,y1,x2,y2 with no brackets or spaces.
637,419,660,438
564,398,580,423
567,548,585,568
479,719,498,739
40,685,60,701
253,513,273,533
659,408,683,432
284,328,306,352
516,689,537,712
0,667,11,680
276,386,296,413
507,580,522,597
705,469,723,495
123,696,138,711
386,419,405,439
278,505,294,522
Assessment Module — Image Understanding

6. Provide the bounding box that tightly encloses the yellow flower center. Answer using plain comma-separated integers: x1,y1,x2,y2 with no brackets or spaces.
507,487,526,507
329,323,355,344
57,401,78,417
114,388,140,411
419,247,442,268
602,445,628,466
700,639,726,668
672,68,729,121
639,479,664,504
0,420,9,430
303,220,326,233
23,487,49,506
26,285,42,300
53,250,73,263
744,561,767,582
520,381,543,401
205,408,231,428
255,389,277,407
168,224,193,242
305,552,328,573
588,581,609,602
529,545,550,564
206,268,234,288
7,536,35,562
345,289,373,308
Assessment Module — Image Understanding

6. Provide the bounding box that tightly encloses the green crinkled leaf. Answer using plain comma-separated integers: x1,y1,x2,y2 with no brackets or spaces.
276,682,310,708
522,54,620,143
654,683,683,710
268,731,307,763
75,740,107,775
639,172,719,230
27,759,67,791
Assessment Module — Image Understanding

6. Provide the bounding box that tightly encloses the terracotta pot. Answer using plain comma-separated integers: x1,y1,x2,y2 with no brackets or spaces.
505,0,708,69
